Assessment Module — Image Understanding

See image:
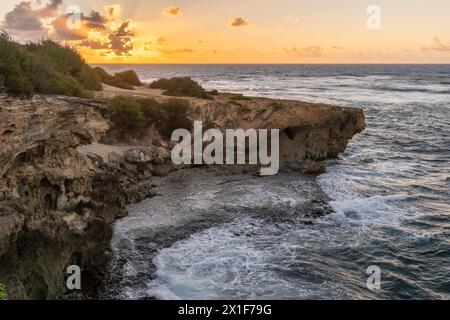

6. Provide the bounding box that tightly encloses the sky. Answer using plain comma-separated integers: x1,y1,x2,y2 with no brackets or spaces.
1,0,450,64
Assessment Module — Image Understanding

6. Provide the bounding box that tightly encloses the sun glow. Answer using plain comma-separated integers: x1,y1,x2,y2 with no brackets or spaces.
0,0,449,63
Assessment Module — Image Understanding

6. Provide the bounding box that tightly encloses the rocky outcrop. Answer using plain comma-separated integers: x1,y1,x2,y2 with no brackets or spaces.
0,91,365,299
189,94,365,173
0,95,124,299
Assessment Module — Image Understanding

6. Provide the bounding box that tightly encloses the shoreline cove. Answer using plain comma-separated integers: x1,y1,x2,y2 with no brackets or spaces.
0,84,364,299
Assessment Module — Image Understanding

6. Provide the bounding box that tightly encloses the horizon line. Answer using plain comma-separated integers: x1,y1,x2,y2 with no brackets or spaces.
90,62,450,65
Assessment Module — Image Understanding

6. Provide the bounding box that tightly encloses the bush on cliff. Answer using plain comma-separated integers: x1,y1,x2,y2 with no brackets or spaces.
230,94,252,101
0,31,34,97
0,283,6,300
149,77,212,99
108,96,192,138
114,70,142,86
0,31,102,97
93,67,134,90
158,99,192,138
110,96,147,133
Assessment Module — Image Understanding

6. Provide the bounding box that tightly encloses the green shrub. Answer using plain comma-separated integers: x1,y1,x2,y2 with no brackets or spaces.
159,99,192,138
139,98,165,125
0,32,102,97
149,77,212,99
110,96,147,133
114,70,142,86
0,31,34,97
0,283,6,300
26,40,102,93
93,67,134,90
107,96,192,139
79,65,103,91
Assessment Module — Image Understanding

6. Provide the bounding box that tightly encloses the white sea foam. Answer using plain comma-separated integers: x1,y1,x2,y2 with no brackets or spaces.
100,64,450,300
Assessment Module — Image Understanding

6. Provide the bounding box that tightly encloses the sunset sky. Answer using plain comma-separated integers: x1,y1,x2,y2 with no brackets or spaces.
1,0,450,63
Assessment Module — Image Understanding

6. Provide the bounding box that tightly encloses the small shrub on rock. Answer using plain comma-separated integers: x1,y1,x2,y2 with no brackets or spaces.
149,77,211,99
110,96,147,133
93,67,134,90
114,70,142,86
107,96,192,139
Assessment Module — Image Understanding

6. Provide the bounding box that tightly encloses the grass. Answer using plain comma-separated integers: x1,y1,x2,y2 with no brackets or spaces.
108,96,192,139
207,89,219,95
0,283,6,300
229,94,252,101
0,30,101,98
149,77,212,99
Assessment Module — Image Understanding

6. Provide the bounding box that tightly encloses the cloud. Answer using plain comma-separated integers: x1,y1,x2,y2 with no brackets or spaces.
50,7,135,56
144,37,166,51
52,11,107,41
284,45,323,57
38,0,62,18
1,1,64,41
159,48,194,55
162,6,182,17
3,2,44,31
107,20,134,56
104,4,121,19
82,11,106,29
228,17,249,27
51,13,87,40
1,1,134,56
156,37,167,45
144,41,153,51
79,39,109,50
422,37,450,52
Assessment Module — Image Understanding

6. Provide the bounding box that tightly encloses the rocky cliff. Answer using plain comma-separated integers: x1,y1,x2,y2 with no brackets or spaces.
189,93,365,173
0,91,364,299
0,95,124,299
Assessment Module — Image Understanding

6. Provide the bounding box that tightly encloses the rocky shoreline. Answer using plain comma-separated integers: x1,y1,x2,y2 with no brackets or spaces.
0,89,365,299
98,167,335,299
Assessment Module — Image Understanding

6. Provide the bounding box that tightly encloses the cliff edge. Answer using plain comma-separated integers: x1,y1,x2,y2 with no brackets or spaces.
0,91,365,299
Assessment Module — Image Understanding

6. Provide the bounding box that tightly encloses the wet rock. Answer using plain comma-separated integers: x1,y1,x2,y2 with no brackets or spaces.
108,151,123,164
153,164,173,177
125,148,153,164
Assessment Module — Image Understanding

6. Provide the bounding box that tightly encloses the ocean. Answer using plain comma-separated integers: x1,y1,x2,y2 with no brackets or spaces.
98,64,450,299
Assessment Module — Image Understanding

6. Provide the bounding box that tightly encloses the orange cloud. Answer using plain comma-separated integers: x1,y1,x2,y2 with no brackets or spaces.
228,17,249,27
144,37,167,51
163,6,182,17
283,45,323,57
160,48,194,55
104,4,121,19
422,37,450,52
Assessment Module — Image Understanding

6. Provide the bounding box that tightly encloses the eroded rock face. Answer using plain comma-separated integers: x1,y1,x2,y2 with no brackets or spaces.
0,92,365,299
0,95,125,299
189,95,365,173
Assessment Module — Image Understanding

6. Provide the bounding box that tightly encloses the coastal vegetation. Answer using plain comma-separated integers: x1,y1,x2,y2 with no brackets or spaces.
109,96,192,138
0,31,101,98
0,283,6,300
114,70,142,86
230,94,252,101
149,77,212,99
93,67,141,90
